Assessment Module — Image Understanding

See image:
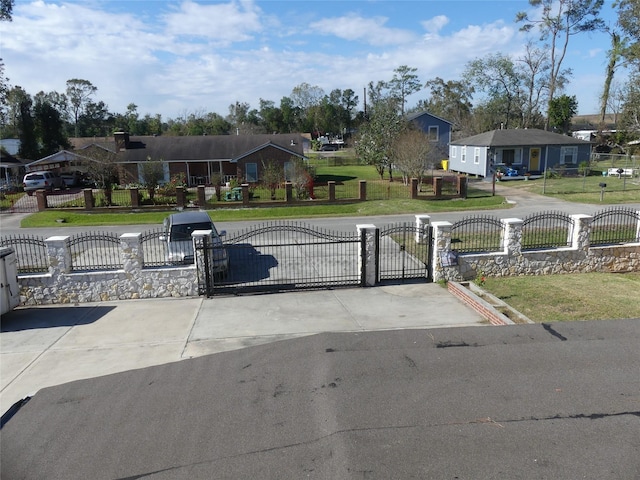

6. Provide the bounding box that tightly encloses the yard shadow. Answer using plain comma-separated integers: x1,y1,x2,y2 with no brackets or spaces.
1,306,116,332
314,174,357,185
223,244,278,284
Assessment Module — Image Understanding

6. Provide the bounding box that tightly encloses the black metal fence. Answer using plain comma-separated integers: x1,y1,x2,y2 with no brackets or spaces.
378,223,432,282
141,228,169,268
522,211,573,250
450,215,503,254
68,232,121,272
591,207,640,246
198,221,363,295
0,234,48,273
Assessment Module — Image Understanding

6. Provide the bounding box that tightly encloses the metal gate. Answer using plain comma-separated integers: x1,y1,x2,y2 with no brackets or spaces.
198,221,364,296
378,223,433,283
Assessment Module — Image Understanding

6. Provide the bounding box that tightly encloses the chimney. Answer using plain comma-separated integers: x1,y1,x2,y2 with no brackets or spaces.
114,132,130,151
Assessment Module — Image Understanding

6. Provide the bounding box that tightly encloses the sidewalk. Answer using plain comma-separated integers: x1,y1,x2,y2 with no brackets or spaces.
0,283,485,414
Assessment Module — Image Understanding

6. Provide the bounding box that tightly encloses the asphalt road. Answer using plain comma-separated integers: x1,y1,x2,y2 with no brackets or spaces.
2,182,639,238
2,319,639,479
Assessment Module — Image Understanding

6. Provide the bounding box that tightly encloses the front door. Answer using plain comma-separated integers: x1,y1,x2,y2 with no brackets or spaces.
529,148,541,172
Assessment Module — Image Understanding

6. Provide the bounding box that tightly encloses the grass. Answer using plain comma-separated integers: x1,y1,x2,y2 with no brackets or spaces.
19,191,508,227
480,272,640,322
500,173,640,204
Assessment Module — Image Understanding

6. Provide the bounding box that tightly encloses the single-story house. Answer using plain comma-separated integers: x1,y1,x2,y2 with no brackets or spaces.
407,111,452,157
448,129,593,178
27,133,306,187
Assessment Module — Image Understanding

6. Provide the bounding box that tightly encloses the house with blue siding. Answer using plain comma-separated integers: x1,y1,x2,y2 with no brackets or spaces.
407,111,452,158
448,129,593,178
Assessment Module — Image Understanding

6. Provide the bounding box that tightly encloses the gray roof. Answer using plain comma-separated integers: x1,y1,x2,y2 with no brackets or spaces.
406,111,453,125
118,134,304,162
71,134,304,163
451,129,591,147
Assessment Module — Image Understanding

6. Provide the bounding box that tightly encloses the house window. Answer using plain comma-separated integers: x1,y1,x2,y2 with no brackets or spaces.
428,126,439,141
496,148,522,166
461,147,466,163
560,146,577,164
474,148,480,164
451,146,457,158
245,163,258,182
284,161,293,181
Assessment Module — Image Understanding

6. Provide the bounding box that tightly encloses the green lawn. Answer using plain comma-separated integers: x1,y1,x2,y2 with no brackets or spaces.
480,272,640,322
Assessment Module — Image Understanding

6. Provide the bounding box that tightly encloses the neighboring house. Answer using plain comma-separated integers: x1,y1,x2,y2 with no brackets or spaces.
27,133,306,187
407,111,452,158
0,150,28,187
448,129,593,178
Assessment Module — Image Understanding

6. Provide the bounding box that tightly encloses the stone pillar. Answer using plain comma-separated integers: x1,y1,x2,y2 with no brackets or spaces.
411,178,418,199
415,215,431,244
197,185,206,207
241,184,250,205
328,181,336,201
129,188,140,208
120,233,143,273
35,190,47,211
433,177,442,197
45,236,71,275
285,182,293,203
501,218,523,256
83,189,94,210
431,221,455,282
571,214,593,251
175,186,185,209
359,180,367,201
357,224,378,286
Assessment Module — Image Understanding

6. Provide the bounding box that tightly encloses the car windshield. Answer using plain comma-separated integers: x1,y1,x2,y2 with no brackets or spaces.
170,222,215,242
26,174,44,180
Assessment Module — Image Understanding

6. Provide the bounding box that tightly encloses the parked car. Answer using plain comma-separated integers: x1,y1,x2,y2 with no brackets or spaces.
22,171,65,195
60,171,82,187
160,211,229,274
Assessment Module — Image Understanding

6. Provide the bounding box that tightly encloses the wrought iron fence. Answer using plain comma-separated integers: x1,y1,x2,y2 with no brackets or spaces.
591,207,640,246
450,215,503,253
522,211,573,250
141,228,169,267
67,232,121,272
0,234,48,273
378,223,432,282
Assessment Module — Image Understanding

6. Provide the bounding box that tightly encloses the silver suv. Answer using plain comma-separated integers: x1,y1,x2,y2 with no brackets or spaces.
22,171,65,195
161,211,229,274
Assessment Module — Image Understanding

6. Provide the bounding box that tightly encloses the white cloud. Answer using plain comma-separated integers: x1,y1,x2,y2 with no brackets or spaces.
162,0,266,44
309,14,417,46
421,15,449,34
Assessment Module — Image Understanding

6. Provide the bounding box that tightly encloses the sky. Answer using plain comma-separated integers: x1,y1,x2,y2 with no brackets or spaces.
0,0,628,121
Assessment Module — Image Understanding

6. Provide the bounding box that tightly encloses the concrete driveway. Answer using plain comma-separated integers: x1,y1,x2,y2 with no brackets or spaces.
1,283,485,413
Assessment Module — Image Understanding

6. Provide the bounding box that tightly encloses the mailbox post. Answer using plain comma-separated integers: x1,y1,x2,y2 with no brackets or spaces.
599,182,606,202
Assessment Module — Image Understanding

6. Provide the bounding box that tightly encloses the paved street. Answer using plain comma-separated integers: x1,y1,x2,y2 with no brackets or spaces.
2,318,639,479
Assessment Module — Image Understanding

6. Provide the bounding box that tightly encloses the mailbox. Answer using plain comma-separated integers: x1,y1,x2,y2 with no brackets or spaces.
599,182,606,188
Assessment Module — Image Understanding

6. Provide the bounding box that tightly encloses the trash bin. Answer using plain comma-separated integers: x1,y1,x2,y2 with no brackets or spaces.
441,160,449,171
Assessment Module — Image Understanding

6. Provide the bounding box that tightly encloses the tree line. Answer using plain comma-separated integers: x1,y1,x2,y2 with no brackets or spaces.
1,0,639,162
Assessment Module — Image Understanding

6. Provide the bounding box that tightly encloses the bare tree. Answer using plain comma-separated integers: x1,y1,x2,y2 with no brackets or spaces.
391,129,434,189
517,0,605,129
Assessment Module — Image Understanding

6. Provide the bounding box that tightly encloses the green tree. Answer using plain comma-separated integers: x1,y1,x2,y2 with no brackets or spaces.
356,98,406,181
66,79,97,137
261,159,284,200
463,54,522,129
548,94,578,134
614,0,640,67
33,94,69,156
421,77,474,136
389,65,422,116
619,75,640,136
0,0,13,21
140,157,165,202
17,93,39,160
517,0,605,129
